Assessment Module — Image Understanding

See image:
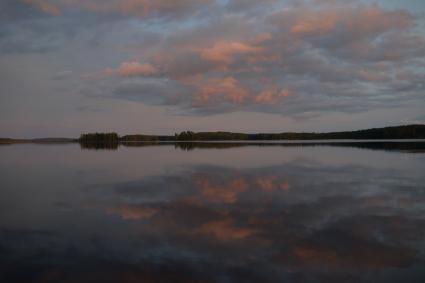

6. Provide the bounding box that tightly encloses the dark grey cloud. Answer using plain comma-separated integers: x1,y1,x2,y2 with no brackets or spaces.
0,0,424,134
112,78,193,106
225,0,278,13
51,70,73,80
72,0,424,118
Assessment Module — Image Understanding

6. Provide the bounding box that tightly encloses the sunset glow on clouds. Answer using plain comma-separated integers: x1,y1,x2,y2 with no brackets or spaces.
0,0,424,136
23,0,61,16
105,62,159,77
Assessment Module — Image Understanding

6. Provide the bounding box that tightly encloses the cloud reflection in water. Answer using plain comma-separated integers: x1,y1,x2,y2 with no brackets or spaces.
0,145,425,282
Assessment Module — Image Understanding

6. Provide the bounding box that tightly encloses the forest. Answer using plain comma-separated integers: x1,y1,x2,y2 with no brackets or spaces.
87,124,425,142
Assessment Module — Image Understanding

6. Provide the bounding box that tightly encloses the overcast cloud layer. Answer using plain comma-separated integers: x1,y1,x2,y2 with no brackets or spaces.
0,0,424,137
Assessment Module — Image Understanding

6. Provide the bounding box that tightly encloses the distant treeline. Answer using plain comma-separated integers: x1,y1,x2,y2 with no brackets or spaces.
77,125,425,144
172,125,425,140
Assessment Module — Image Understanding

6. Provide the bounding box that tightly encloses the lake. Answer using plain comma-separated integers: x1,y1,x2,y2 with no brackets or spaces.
1,142,425,282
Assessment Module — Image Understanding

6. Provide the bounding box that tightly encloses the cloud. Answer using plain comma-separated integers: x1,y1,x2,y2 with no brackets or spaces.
226,0,277,13
192,77,249,106
11,0,424,119
21,0,214,19
23,0,61,16
194,218,255,241
110,79,191,105
106,205,158,220
285,5,413,37
105,61,159,77
98,1,420,117
269,4,417,62
255,88,290,103
51,70,73,80
198,41,262,64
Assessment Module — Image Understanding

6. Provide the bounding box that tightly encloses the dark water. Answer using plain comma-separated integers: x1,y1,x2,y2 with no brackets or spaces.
1,142,425,282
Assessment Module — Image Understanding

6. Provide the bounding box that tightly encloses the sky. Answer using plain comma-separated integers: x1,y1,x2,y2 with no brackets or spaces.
0,0,424,138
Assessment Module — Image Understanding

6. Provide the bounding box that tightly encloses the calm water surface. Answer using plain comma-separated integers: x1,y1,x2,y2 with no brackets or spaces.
1,142,425,282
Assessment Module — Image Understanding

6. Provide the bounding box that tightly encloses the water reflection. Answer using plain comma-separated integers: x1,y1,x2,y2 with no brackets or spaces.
81,140,425,153
0,144,425,282
80,141,119,150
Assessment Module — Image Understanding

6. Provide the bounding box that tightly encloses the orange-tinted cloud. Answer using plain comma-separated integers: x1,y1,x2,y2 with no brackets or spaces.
290,10,339,35
349,5,413,35
289,242,413,269
58,0,424,116
280,181,290,191
106,206,158,220
255,88,290,103
285,5,413,38
195,218,255,241
23,0,61,16
105,62,159,77
193,77,249,105
198,41,262,64
25,0,213,18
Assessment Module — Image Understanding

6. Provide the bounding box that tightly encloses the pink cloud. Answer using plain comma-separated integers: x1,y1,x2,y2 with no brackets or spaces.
349,6,413,35
25,0,213,17
193,77,249,105
106,206,158,220
284,5,413,38
105,62,159,77
255,88,290,103
194,218,255,241
23,0,61,16
69,1,423,115
198,41,262,64
280,181,290,192
290,10,339,35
